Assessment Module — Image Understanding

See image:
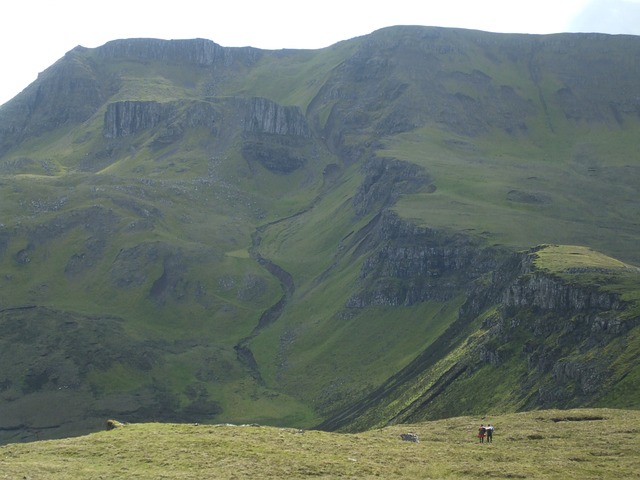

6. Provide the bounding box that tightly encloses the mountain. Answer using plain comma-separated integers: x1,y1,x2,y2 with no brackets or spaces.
0,26,639,444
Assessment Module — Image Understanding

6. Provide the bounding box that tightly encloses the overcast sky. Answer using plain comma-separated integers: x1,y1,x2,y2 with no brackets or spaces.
1,0,639,106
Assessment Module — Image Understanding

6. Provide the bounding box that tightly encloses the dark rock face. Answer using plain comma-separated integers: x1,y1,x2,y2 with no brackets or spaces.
103,100,222,138
353,157,434,216
503,272,622,314
101,96,312,173
0,53,116,154
322,240,638,430
241,97,311,137
472,251,637,410
346,211,502,308
241,141,306,174
238,97,313,173
103,101,176,138
95,38,261,68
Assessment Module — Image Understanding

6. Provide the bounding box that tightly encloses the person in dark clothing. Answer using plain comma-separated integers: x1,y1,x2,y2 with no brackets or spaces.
486,424,494,443
478,425,486,443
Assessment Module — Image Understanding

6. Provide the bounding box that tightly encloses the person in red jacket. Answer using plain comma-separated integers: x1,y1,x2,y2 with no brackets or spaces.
478,424,486,443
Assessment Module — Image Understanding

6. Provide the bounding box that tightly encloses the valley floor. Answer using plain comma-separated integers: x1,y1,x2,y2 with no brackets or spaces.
0,408,638,479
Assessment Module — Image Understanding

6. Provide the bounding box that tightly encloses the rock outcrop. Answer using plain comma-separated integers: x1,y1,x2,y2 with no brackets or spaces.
503,272,622,314
102,100,221,138
103,101,176,138
0,52,115,154
321,243,639,431
238,97,313,173
352,157,434,217
345,211,502,307
241,97,311,137
95,38,262,68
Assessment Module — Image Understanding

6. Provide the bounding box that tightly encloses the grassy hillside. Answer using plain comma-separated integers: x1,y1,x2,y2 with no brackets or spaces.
390,126,640,265
315,243,640,433
0,26,639,443
1,408,638,479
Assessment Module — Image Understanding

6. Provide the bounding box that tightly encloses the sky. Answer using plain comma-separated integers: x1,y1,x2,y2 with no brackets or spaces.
1,0,640,106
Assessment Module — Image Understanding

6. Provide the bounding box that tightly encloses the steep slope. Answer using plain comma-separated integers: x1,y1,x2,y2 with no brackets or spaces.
0,26,639,443
318,244,640,431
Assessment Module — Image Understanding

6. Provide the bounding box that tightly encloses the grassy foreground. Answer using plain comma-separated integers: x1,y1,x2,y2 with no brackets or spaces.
0,408,638,479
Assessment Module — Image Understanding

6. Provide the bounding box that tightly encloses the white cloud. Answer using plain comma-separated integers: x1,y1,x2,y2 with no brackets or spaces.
568,0,640,34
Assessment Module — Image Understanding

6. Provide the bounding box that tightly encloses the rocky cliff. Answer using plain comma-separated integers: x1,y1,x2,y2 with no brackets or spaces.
95,38,261,68
345,210,502,307
320,243,640,431
241,97,311,137
103,101,178,138
102,100,224,138
0,52,115,154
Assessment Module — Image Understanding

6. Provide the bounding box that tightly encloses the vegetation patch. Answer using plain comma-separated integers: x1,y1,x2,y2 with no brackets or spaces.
549,415,606,423
1,409,639,479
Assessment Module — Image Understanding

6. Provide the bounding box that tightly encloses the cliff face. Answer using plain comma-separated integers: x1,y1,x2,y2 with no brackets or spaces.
99,96,315,173
352,157,434,216
95,38,262,68
502,272,622,314
478,253,637,405
241,97,311,137
102,100,223,138
103,96,310,139
103,101,178,138
345,210,502,307
321,243,639,431
0,53,116,154
238,97,314,173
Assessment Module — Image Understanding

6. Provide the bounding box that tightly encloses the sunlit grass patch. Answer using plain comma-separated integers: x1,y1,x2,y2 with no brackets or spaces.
1,408,639,479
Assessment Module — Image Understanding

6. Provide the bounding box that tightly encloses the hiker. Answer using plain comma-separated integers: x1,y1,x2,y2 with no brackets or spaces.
486,424,494,443
478,424,486,443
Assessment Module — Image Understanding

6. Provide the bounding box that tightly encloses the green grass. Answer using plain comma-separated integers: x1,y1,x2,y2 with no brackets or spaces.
532,244,640,308
1,408,638,479
230,42,359,109
385,123,640,265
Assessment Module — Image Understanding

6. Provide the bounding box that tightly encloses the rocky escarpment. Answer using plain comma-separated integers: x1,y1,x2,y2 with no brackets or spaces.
502,270,622,314
341,157,496,309
420,250,637,414
477,253,637,408
320,242,639,431
353,157,436,216
346,211,502,308
239,97,314,174
101,96,315,174
240,97,311,138
102,100,221,138
103,97,309,139
0,52,116,155
95,38,262,68
352,157,434,217
103,101,178,138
